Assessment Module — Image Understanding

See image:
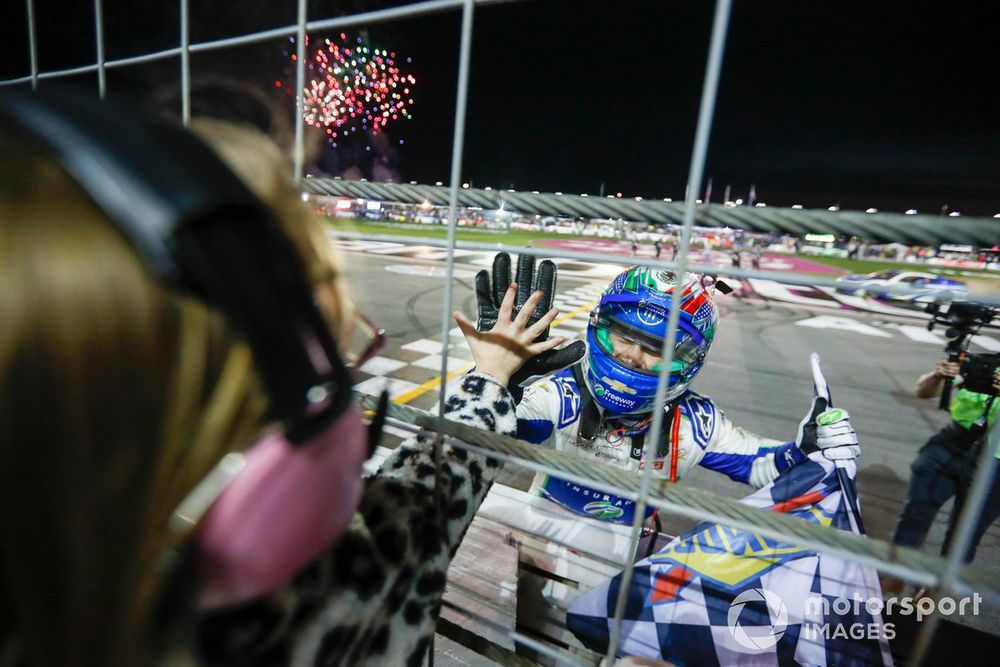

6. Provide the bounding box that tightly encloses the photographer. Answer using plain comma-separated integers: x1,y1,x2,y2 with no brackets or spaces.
892,356,1000,563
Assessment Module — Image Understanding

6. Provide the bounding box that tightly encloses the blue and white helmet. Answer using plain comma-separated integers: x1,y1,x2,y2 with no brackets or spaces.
583,267,719,414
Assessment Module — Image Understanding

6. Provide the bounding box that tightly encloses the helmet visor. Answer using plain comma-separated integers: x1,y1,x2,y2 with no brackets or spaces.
594,319,704,375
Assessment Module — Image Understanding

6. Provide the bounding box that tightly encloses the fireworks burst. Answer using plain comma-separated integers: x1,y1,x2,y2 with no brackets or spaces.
280,33,415,145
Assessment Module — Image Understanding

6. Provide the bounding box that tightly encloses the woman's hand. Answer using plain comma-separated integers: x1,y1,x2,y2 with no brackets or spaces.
454,282,565,386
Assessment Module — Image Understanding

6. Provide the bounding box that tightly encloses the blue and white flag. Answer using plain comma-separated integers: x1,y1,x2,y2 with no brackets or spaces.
566,455,893,666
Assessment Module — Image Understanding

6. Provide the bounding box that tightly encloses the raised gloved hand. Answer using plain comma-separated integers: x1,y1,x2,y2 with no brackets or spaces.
795,396,860,461
475,252,585,400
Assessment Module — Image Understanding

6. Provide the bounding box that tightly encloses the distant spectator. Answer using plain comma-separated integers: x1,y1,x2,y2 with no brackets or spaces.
846,238,860,259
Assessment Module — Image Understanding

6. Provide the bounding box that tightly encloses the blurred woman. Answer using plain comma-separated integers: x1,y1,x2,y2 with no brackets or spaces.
0,93,564,666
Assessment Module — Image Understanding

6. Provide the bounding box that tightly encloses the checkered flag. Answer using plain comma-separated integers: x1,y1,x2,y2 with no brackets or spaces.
567,456,893,666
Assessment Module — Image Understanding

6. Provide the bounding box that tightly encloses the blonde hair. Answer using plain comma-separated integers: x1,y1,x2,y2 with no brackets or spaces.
0,119,342,665
189,118,355,346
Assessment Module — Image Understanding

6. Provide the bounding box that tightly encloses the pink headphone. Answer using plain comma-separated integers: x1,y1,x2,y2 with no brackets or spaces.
1,90,384,608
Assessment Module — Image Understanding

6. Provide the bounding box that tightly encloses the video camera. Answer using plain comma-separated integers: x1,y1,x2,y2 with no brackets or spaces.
925,300,1000,406
960,353,1000,396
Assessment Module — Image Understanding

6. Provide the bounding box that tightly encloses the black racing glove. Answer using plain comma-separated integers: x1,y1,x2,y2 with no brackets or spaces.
475,252,586,401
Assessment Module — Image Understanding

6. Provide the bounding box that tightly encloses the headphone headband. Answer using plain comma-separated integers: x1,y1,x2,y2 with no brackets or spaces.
0,89,351,442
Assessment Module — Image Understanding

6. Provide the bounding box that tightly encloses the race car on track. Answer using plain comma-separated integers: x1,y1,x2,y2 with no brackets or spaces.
834,269,967,302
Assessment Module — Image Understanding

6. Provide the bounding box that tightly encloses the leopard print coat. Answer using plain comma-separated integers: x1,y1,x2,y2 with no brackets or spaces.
197,372,516,666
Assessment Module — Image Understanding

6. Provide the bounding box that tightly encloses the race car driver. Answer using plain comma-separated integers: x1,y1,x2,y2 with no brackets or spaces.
500,264,858,524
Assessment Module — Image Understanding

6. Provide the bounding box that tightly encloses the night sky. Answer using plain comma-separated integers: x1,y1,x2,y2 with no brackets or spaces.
2,1,998,216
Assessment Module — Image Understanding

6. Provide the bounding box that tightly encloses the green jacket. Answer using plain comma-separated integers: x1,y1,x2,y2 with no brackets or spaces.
949,388,1000,458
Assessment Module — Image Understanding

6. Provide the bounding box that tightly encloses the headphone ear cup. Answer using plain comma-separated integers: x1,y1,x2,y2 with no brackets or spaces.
196,406,369,608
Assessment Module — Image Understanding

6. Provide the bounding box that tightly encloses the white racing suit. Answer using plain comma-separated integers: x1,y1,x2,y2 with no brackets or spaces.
515,365,807,524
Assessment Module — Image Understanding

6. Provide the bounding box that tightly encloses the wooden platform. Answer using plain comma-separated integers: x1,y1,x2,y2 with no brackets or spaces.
439,482,660,666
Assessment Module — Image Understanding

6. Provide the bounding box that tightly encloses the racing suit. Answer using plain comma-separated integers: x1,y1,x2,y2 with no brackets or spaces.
515,365,807,524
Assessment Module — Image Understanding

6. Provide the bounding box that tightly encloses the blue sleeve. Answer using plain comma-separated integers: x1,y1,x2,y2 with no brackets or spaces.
699,442,805,484
516,418,554,444
514,368,578,445
772,442,808,473
698,450,757,484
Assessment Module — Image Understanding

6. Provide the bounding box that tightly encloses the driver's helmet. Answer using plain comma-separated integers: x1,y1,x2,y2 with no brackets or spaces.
583,267,719,414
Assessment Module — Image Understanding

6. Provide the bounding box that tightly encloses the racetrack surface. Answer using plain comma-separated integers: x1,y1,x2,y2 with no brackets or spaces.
338,241,1000,637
